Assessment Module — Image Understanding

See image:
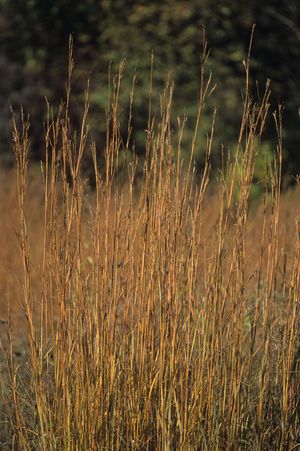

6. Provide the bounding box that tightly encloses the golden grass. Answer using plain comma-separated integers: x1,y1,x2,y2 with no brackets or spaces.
0,44,300,449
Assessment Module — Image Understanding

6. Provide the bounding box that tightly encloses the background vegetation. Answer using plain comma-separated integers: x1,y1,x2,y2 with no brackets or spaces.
0,0,300,180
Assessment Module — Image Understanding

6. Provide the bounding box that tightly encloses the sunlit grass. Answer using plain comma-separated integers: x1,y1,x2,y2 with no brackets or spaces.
0,40,300,450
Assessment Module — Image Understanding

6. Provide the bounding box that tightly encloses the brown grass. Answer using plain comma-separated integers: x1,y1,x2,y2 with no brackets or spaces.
0,42,300,449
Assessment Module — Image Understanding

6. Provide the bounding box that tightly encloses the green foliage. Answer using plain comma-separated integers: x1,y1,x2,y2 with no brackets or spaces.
0,0,300,181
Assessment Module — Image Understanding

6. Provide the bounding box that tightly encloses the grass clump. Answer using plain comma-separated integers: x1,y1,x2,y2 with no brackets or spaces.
0,41,300,450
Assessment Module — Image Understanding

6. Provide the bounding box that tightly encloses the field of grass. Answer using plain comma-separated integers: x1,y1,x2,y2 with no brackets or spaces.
0,49,300,449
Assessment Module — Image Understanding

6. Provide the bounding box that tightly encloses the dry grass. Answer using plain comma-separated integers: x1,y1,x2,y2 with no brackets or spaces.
0,43,300,450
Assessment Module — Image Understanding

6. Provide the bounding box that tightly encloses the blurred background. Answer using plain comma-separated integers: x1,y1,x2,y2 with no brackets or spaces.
0,0,299,183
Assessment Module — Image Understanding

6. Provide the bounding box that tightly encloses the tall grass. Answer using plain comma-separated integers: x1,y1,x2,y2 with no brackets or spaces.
1,41,300,450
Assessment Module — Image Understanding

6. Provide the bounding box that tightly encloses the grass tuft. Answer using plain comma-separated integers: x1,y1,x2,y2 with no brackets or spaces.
0,43,300,450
